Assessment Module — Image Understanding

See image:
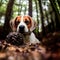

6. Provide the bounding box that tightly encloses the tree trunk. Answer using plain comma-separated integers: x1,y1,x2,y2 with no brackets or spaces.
28,0,32,17
2,0,15,39
34,0,39,27
50,12,56,32
24,6,26,15
49,0,60,31
45,10,51,33
38,0,46,36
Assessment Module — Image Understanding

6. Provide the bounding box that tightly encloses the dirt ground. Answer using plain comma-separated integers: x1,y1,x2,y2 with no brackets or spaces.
0,31,60,60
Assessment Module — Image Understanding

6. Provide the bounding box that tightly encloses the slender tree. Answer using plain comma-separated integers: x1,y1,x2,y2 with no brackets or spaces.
24,6,27,15
38,0,46,36
28,0,32,17
45,10,51,33
50,12,56,32
2,0,15,39
49,0,60,31
34,0,39,26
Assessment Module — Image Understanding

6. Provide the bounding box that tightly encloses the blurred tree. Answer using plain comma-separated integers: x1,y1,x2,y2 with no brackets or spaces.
2,0,15,39
28,0,32,17
50,11,56,32
49,0,60,31
38,0,46,36
48,3,56,32
34,0,39,27
45,9,52,33
24,6,27,15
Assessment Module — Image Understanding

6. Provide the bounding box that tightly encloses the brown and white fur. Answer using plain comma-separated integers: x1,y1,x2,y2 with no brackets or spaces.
10,16,40,44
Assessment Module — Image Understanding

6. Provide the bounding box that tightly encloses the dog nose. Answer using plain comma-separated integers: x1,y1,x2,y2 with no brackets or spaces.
19,25,25,33
19,25,25,29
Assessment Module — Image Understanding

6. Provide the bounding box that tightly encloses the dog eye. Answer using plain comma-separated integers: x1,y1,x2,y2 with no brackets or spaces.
15,21,20,26
17,21,20,23
25,20,30,25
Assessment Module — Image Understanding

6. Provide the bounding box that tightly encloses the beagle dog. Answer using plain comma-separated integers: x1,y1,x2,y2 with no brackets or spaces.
10,16,40,44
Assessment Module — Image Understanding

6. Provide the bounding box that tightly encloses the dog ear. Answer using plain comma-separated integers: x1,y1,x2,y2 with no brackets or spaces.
10,16,21,31
30,20,37,31
10,18,16,32
29,16,37,32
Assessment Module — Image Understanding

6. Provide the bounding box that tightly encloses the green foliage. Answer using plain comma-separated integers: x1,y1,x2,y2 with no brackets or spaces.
0,4,6,16
12,5,18,17
34,27,39,33
55,1,60,13
0,0,9,17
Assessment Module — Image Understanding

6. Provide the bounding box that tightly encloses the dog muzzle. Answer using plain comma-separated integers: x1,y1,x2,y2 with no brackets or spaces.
19,25,25,33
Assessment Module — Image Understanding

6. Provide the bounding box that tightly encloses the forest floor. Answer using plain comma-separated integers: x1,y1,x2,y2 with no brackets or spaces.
0,31,60,60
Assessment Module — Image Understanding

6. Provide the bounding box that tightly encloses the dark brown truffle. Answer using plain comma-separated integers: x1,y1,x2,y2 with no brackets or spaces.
6,32,24,46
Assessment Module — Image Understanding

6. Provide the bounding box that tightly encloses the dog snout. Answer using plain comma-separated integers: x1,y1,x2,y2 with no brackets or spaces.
19,25,25,33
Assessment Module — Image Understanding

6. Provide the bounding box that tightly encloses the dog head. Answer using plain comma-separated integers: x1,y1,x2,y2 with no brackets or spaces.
10,16,37,33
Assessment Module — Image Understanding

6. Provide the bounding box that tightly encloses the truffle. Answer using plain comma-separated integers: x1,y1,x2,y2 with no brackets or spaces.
6,32,24,46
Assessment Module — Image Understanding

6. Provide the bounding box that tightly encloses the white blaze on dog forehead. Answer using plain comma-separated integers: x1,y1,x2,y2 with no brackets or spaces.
17,16,29,32
21,16,24,22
